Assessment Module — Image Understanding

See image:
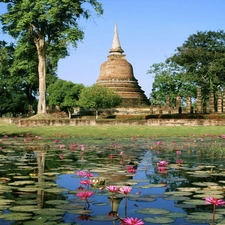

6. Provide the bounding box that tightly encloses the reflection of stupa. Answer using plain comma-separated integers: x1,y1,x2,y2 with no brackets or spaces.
96,24,149,107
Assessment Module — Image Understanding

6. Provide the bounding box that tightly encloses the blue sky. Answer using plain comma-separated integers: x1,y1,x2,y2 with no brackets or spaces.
0,0,225,97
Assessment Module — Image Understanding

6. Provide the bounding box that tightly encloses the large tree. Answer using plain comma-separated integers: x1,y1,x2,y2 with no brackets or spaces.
47,79,84,119
0,0,103,114
77,85,122,119
148,62,196,106
168,30,225,107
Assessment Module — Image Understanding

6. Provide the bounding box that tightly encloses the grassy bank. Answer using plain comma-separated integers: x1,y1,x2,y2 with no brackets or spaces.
0,120,224,138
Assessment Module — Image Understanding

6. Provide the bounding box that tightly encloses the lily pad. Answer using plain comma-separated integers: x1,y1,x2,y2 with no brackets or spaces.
9,205,40,212
143,216,174,223
136,208,170,215
0,212,32,220
91,215,117,221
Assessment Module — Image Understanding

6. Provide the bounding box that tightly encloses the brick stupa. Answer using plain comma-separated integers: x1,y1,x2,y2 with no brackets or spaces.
96,24,148,107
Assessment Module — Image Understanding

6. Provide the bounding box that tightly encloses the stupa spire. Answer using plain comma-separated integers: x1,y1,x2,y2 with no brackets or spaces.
109,23,124,54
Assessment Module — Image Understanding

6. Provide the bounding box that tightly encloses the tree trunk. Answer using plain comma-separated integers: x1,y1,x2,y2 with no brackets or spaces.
95,109,98,119
67,107,71,119
35,37,47,114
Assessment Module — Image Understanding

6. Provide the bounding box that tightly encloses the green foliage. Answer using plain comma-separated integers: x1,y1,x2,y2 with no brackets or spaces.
0,0,103,114
148,62,196,106
77,84,122,118
47,79,84,118
168,30,225,107
0,41,35,116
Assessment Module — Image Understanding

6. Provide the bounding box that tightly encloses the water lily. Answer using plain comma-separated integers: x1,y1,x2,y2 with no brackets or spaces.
127,166,136,174
77,214,92,221
80,144,85,151
156,141,162,145
132,136,136,141
176,159,183,165
157,166,167,172
76,190,95,199
120,217,144,225
119,186,132,195
76,170,87,177
176,150,181,154
76,191,95,207
80,180,93,186
205,197,225,225
157,160,168,166
106,185,119,193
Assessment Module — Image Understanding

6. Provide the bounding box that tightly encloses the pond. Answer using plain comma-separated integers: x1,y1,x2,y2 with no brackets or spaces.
0,134,225,225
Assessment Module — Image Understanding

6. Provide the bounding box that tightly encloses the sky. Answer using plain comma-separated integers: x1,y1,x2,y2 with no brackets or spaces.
0,0,225,97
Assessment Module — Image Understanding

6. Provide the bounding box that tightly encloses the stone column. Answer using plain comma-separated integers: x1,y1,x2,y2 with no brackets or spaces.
176,96,181,109
186,95,192,114
223,89,225,113
197,88,202,113
217,92,222,113
176,96,182,114
209,92,215,113
166,95,170,107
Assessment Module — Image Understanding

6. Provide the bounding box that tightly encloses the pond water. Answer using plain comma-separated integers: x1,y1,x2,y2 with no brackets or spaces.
0,134,225,225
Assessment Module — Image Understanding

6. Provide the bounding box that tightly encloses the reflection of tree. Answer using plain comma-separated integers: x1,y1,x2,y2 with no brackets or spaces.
36,149,46,207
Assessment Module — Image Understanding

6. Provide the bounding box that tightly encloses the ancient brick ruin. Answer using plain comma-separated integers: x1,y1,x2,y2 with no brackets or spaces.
96,24,148,107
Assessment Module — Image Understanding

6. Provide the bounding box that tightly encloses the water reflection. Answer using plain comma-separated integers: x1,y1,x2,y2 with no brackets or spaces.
0,136,225,224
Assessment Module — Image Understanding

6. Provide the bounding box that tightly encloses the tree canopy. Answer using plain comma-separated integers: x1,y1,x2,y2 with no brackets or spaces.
47,79,84,119
168,30,225,107
148,62,196,106
0,0,103,114
77,85,122,119
149,30,225,110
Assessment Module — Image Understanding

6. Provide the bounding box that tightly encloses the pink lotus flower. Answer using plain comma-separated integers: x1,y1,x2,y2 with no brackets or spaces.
222,134,225,139
84,172,94,178
127,166,136,174
3,135,8,138
205,197,225,225
176,159,183,165
55,139,59,143
114,143,119,148
157,166,167,172
119,186,132,195
157,161,168,166
109,154,113,159
132,136,136,141
156,141,162,145
205,197,225,206
59,144,65,149
106,185,119,193
120,217,144,225
80,180,93,186
35,136,42,140
76,171,87,177
80,144,85,151
59,155,64,160
76,171,94,178
70,144,76,151
176,150,181,155
76,191,95,200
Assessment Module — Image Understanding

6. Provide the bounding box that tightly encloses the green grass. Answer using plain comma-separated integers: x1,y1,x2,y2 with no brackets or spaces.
0,120,225,138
